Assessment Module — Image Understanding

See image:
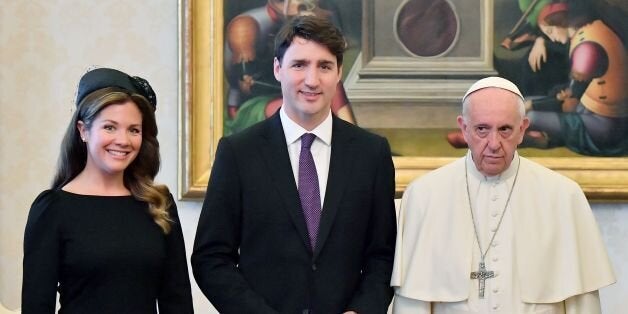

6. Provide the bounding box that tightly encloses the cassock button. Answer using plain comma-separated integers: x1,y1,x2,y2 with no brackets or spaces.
492,256,498,262
490,225,498,232
493,287,499,293
311,264,317,271
491,241,499,247
492,304,500,310
491,195,498,201
491,211,499,217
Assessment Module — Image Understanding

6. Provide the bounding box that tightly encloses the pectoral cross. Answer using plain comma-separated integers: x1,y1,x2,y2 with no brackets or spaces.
470,261,494,298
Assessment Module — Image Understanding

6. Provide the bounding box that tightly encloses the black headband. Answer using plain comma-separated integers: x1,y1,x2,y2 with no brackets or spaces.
75,68,157,109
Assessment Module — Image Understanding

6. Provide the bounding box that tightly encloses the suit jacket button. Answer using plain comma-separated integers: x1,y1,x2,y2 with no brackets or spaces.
311,264,317,271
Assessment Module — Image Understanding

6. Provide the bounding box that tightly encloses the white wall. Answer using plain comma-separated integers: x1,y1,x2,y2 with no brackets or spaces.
0,1,626,313
0,0,214,311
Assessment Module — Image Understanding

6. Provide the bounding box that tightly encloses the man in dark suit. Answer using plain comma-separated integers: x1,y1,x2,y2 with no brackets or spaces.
192,15,397,314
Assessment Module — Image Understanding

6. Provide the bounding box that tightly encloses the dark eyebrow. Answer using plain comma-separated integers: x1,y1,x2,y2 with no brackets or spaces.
101,120,141,128
290,59,308,64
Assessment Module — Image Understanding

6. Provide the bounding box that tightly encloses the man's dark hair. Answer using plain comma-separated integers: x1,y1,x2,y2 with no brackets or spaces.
274,15,346,67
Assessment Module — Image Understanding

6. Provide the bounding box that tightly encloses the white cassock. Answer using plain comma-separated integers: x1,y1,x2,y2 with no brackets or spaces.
391,152,615,314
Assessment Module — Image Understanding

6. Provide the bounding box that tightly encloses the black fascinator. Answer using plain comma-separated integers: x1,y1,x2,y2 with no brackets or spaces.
75,68,157,109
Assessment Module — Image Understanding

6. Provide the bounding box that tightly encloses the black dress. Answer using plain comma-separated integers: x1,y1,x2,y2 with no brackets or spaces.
22,190,194,314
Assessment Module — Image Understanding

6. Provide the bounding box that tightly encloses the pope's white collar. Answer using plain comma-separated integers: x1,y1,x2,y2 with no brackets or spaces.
465,150,520,182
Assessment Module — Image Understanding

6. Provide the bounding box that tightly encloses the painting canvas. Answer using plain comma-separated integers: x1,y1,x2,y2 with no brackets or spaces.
221,0,362,136
178,0,628,200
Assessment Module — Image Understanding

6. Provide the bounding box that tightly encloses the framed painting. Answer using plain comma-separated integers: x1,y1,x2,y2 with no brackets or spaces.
178,0,222,199
179,0,628,200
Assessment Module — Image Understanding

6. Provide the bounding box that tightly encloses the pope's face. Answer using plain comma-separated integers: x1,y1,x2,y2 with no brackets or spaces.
457,88,529,176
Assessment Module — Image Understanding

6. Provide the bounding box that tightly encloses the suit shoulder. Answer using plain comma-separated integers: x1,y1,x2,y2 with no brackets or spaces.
220,117,274,151
335,117,388,143
224,118,267,142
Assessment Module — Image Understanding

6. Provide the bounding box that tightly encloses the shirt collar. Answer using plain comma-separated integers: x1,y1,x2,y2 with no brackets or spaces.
280,106,332,146
465,150,520,182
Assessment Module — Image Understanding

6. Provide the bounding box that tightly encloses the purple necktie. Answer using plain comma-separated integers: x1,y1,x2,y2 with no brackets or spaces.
298,133,321,250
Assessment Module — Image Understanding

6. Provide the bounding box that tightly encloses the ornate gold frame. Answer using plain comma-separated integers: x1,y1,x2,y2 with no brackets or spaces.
178,0,628,200
178,0,223,199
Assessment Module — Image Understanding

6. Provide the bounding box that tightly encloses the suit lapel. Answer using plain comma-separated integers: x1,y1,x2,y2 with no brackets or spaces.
259,113,312,251
314,117,355,258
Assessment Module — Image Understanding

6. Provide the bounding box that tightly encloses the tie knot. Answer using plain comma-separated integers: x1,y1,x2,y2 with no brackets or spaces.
301,133,316,150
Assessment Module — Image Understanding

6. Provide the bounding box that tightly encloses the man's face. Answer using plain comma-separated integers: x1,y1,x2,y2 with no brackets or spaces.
273,36,341,130
457,88,529,176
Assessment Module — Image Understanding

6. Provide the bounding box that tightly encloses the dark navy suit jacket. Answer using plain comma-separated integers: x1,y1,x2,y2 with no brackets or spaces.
192,112,396,313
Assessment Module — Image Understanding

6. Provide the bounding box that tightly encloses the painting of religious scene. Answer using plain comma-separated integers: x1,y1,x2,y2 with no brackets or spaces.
491,0,628,157
221,0,628,158
223,0,362,136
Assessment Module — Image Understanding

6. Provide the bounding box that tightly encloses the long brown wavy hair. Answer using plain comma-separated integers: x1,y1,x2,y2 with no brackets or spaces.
52,87,172,234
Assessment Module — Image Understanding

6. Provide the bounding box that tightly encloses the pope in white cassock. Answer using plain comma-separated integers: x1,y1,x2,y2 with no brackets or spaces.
391,77,615,314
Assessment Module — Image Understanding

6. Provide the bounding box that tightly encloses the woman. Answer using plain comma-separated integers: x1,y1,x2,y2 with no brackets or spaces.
22,68,194,313
525,2,628,156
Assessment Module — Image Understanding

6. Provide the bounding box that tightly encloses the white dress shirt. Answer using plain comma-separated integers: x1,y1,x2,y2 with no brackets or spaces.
280,107,332,206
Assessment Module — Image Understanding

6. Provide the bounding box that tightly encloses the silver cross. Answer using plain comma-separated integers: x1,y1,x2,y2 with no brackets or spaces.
470,261,495,298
